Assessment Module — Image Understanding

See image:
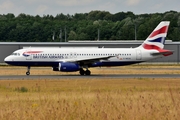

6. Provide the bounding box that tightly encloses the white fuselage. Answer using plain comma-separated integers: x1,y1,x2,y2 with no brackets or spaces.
4,47,160,67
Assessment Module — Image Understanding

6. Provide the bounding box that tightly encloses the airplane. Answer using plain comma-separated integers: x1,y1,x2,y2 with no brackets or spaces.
4,21,173,76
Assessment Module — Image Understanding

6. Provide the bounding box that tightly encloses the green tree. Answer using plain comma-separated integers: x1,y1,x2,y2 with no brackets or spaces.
68,30,77,40
0,10,179,42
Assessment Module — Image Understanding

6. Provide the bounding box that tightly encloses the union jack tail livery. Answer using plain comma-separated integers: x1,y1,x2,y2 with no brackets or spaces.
140,21,170,49
139,21,173,56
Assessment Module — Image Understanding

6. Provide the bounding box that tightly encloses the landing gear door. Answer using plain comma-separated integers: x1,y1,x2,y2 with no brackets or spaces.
136,49,142,60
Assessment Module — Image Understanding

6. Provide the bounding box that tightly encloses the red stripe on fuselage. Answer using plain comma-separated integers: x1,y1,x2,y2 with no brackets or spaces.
25,51,43,54
149,26,168,38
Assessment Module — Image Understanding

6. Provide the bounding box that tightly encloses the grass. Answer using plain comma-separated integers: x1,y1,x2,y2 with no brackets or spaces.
0,78,180,119
0,65,180,119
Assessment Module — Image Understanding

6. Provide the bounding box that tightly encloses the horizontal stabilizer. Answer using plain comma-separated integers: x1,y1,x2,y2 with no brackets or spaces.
151,50,174,56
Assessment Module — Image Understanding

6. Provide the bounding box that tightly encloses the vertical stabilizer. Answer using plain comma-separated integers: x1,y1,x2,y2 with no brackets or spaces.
139,21,170,49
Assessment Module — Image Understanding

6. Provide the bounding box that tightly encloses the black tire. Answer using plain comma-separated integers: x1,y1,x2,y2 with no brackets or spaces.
79,69,85,75
85,70,91,75
26,72,30,75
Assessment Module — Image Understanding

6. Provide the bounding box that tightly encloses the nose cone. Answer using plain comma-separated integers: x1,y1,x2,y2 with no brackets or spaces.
4,56,9,62
4,56,12,64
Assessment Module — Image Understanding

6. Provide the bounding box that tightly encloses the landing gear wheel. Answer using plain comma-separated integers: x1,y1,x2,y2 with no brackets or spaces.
79,68,85,75
26,72,30,75
85,70,91,75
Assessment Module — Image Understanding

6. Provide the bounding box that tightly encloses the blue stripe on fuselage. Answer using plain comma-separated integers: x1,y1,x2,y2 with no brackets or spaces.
5,61,59,66
5,61,144,67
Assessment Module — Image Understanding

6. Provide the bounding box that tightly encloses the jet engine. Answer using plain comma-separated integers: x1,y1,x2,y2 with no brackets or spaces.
52,62,80,72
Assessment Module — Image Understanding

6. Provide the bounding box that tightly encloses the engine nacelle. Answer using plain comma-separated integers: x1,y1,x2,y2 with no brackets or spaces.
52,62,80,72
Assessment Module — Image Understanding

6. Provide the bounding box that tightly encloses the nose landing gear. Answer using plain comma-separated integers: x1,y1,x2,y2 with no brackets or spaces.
26,66,30,75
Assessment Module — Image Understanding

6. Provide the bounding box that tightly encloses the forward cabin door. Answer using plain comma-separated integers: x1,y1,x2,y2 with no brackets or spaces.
26,50,32,60
136,49,142,60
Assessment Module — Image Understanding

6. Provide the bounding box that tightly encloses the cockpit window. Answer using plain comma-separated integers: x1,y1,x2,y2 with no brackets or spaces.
11,53,20,56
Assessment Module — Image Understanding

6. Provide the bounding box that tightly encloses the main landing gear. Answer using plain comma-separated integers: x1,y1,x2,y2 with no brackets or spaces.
26,66,30,75
25,66,91,76
79,68,91,75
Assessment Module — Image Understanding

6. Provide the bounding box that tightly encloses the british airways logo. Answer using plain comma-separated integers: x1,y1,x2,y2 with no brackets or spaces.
23,51,43,57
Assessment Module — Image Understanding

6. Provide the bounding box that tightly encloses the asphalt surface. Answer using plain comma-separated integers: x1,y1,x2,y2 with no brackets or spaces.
0,74,180,80
1,66,180,80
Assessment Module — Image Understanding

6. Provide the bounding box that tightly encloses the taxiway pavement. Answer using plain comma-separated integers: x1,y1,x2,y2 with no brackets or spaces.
0,74,180,80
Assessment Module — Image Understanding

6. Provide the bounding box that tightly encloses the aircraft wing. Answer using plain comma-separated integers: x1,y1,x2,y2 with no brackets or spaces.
56,56,114,64
151,50,174,56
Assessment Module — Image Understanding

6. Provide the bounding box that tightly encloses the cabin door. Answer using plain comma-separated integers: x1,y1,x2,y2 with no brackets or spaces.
26,50,32,60
136,49,142,60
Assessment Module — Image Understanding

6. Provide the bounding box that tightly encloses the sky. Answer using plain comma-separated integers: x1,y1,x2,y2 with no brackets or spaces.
0,0,180,16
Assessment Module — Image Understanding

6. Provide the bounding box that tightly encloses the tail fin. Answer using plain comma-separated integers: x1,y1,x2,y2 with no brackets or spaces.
140,21,170,49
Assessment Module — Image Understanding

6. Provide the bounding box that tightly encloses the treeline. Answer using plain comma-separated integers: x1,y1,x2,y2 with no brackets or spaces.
0,10,180,42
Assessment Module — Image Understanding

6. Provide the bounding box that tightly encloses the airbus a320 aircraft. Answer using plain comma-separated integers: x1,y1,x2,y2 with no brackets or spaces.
4,21,173,75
